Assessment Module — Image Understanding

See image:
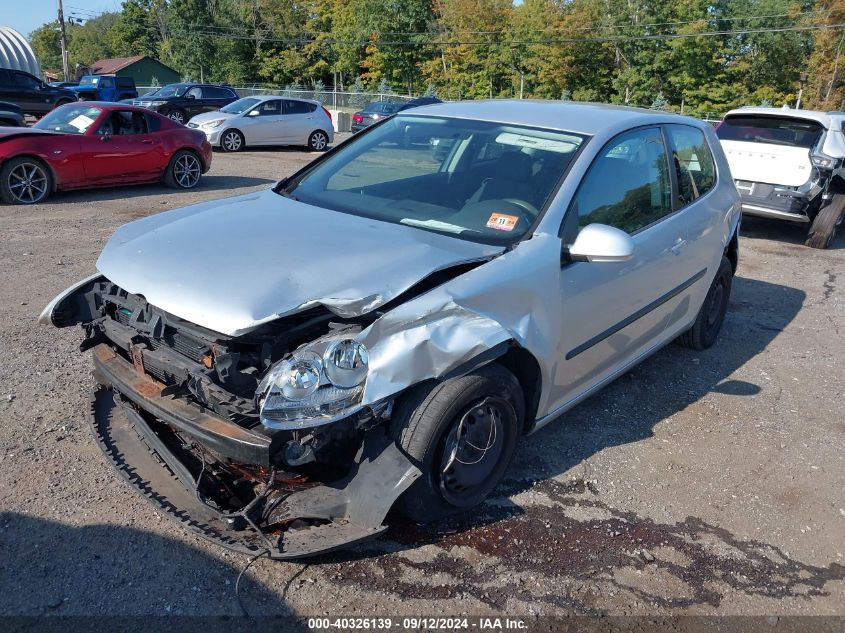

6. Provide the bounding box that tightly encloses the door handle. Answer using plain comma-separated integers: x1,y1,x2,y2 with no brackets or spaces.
670,238,687,255
141,139,154,144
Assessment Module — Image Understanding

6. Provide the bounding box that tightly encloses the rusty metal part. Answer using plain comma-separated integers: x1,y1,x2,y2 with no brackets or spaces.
92,344,272,466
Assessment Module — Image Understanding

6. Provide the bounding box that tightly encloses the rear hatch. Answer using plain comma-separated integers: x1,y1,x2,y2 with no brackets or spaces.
716,114,823,187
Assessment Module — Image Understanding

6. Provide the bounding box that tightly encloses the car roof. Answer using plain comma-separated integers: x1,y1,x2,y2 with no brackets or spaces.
403,99,699,136
722,106,845,129
243,95,319,105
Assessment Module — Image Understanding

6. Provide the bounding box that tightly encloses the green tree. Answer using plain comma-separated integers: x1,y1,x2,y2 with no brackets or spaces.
29,22,63,71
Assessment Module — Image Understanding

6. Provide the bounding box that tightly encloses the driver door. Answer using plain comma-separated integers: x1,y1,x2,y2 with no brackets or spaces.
80,111,160,183
548,126,703,410
241,99,284,144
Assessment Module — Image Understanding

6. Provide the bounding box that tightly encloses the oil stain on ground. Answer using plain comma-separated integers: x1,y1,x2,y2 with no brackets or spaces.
325,478,845,613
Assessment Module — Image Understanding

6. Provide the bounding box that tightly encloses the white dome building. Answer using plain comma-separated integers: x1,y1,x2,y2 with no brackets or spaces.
0,27,41,76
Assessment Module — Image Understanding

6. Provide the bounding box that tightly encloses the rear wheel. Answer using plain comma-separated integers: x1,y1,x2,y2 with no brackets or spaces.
163,150,202,189
308,130,329,152
0,157,52,205
220,129,244,152
390,364,524,522
676,256,733,350
806,193,845,249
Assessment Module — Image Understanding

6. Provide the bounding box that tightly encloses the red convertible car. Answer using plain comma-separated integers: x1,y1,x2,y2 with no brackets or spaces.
0,102,212,205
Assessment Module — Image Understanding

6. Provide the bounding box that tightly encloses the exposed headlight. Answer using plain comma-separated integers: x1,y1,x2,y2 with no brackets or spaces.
148,100,167,107
811,154,837,169
203,119,225,128
257,338,369,430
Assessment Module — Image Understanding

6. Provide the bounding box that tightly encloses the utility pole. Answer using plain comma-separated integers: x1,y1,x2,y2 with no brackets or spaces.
57,0,69,81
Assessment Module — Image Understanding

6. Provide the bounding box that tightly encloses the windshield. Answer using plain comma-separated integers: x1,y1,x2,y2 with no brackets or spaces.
221,97,260,114
78,76,97,86
148,83,189,98
285,116,585,245
33,105,103,134
717,115,823,148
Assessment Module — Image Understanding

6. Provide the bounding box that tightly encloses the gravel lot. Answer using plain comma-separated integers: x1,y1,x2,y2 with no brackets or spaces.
0,141,843,618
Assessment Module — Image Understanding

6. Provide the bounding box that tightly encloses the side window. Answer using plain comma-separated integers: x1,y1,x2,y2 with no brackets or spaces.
255,99,281,115
284,100,312,115
0,69,12,85
572,127,672,234
145,113,161,132
666,124,716,206
100,77,115,89
14,72,41,90
186,87,202,99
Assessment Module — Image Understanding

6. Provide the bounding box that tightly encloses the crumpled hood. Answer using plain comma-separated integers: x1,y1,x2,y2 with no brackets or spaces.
96,189,501,335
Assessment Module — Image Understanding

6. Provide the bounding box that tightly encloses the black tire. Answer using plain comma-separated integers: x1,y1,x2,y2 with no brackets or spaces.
308,130,329,152
676,256,733,350
163,150,202,189
220,129,244,152
806,193,845,249
165,109,187,125
0,156,52,205
389,364,524,522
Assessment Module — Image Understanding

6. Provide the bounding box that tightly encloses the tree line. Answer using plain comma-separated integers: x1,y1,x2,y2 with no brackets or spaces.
28,0,845,118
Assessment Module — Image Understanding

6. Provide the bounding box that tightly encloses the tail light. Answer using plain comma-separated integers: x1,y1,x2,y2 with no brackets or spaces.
322,106,332,120
352,114,364,123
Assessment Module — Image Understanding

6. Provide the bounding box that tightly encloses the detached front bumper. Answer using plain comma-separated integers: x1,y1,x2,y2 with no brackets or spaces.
89,343,420,559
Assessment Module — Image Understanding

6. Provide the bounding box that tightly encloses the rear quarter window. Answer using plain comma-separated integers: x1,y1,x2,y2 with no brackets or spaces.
666,125,716,206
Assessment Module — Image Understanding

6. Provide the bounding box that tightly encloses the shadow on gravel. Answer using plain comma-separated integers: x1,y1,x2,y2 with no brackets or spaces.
0,512,298,620
310,276,834,611
35,175,275,206
741,215,844,250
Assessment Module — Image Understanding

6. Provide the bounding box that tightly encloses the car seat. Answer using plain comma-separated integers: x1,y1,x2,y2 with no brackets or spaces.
466,150,535,206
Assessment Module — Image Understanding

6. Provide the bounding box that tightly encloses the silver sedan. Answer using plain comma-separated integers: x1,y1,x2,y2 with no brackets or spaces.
41,100,740,558
187,95,334,152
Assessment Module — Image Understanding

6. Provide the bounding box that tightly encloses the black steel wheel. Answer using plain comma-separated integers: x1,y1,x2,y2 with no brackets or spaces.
390,364,524,522
676,256,733,350
0,157,51,205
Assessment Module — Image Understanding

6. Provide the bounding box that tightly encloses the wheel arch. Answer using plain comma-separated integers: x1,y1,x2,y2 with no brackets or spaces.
172,146,206,171
1,153,59,192
220,127,244,149
428,340,542,434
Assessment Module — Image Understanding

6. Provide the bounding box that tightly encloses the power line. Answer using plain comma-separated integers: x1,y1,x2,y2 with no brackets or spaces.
138,21,845,47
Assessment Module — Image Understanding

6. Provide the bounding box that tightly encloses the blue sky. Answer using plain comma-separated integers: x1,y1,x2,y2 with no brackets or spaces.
1,0,119,38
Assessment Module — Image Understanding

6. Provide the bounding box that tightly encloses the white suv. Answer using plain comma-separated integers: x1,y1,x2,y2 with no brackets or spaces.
717,106,845,248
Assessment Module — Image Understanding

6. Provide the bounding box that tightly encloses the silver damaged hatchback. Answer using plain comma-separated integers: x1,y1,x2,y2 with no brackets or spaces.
41,100,741,558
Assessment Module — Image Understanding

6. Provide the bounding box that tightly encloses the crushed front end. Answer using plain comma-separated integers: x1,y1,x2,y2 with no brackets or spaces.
45,277,420,558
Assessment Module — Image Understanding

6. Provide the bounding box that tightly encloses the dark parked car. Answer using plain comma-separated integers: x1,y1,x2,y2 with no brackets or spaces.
351,97,443,132
351,101,404,132
0,69,77,116
129,83,239,125
49,81,80,89
0,101,25,127
71,75,138,102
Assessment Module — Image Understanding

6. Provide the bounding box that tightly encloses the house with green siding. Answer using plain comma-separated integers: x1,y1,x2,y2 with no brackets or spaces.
89,55,181,89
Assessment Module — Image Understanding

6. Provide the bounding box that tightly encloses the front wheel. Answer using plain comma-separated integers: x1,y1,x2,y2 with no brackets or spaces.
165,109,186,125
308,130,329,152
676,256,733,350
390,364,524,522
220,129,244,152
163,150,202,189
0,157,52,205
806,193,845,249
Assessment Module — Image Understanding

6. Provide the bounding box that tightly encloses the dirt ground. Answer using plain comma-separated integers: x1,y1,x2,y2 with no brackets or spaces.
0,141,843,619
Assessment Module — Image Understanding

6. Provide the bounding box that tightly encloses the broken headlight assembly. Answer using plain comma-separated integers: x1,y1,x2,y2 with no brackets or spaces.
256,338,369,430
811,153,839,169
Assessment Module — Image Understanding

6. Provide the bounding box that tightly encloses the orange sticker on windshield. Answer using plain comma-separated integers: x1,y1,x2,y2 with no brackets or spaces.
486,213,519,232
